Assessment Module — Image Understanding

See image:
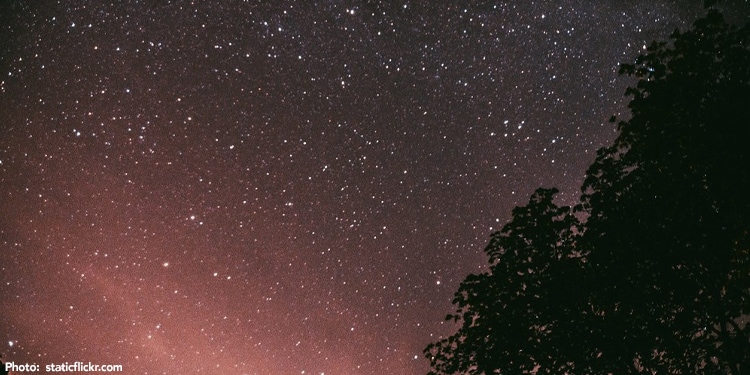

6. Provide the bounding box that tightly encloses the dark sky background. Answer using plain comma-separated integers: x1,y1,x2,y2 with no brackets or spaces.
1,1,747,374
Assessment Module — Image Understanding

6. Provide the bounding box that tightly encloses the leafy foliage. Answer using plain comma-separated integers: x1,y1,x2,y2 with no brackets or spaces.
425,188,586,375
426,9,750,375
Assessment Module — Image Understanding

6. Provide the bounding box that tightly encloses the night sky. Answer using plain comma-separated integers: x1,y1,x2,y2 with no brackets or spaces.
2,1,747,374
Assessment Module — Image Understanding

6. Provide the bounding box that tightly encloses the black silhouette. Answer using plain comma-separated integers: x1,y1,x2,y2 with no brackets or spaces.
425,8,749,375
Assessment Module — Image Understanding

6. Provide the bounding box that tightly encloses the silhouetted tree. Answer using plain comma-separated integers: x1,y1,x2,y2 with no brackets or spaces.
425,188,587,374
581,9,750,374
425,9,749,375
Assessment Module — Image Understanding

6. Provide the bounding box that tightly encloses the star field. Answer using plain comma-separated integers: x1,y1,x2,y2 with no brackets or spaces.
2,1,746,374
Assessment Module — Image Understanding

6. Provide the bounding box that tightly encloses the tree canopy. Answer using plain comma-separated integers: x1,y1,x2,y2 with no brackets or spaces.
425,9,749,375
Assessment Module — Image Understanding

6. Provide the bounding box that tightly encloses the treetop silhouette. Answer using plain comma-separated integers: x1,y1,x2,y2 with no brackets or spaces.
426,9,749,375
